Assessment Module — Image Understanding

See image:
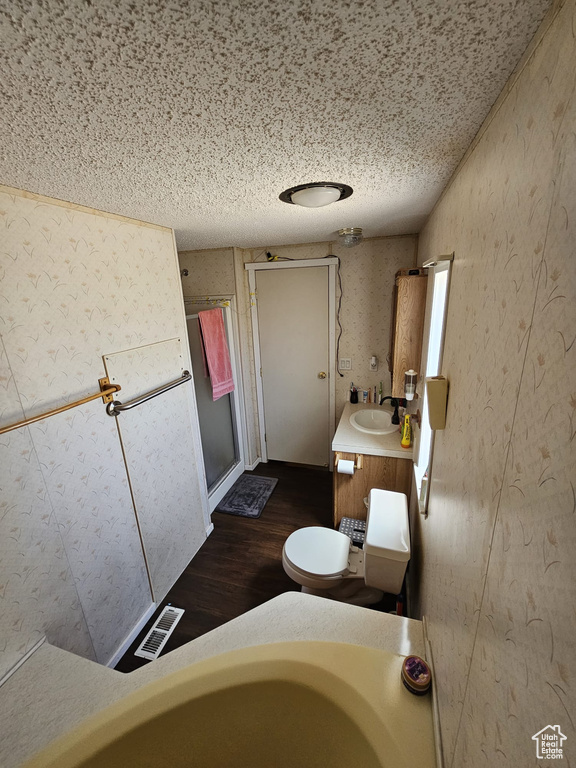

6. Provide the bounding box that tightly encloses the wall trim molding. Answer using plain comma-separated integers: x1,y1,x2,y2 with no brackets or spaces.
422,617,445,768
105,602,157,669
245,257,338,271
0,637,46,689
0,184,172,232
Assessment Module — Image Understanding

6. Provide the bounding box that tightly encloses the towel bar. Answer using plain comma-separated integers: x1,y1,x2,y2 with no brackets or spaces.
0,378,121,435
106,371,191,416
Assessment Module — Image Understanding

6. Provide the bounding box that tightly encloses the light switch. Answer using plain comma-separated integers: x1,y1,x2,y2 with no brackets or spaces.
339,358,352,370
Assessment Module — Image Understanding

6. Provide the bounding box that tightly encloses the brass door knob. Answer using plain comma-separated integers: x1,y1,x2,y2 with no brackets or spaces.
318,371,327,379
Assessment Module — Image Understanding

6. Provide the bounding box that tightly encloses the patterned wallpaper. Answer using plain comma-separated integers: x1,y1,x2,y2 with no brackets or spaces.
179,248,236,296
412,1,576,765
0,339,96,671
331,237,418,417
0,187,208,675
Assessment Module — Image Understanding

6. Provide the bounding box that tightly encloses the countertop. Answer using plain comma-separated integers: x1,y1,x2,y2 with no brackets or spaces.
332,402,414,459
1,593,426,768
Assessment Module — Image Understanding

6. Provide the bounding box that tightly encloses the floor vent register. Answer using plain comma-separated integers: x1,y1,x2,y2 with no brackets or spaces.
134,606,185,660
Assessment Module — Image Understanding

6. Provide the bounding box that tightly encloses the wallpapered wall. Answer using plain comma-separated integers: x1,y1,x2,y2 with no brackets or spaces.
179,247,236,296
179,236,418,466
0,188,208,677
412,1,575,765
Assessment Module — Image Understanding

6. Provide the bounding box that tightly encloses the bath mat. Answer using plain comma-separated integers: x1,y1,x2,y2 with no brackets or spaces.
215,475,278,519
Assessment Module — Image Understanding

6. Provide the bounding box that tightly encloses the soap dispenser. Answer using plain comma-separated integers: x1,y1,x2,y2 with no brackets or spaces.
404,370,417,401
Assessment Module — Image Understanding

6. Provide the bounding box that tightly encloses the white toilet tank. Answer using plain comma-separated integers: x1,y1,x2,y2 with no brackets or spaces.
364,488,410,595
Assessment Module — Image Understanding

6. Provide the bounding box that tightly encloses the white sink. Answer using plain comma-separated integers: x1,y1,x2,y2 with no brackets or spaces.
349,409,397,435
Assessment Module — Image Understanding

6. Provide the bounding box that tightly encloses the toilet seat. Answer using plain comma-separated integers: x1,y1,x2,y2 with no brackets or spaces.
283,527,351,577
282,490,410,606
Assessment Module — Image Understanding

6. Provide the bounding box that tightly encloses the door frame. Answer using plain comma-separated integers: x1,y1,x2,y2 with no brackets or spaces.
245,258,337,467
184,295,247,512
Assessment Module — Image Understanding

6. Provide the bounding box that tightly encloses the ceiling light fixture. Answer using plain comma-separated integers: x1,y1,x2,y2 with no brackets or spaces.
338,227,364,247
279,182,353,208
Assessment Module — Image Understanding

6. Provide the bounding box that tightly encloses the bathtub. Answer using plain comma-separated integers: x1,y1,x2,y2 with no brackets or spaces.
24,641,436,768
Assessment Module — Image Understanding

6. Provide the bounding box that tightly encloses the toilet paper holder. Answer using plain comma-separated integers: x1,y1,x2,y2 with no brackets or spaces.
335,452,363,471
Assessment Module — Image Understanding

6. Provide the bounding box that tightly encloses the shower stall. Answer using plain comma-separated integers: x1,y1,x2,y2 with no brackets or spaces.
185,297,246,511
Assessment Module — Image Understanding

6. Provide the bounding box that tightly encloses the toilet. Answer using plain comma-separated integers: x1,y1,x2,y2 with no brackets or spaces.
282,488,410,606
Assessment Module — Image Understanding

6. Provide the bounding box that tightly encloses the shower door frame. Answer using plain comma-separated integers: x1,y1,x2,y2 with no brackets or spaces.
184,295,247,512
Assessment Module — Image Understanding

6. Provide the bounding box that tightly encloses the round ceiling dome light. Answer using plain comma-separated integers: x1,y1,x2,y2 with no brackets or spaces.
279,182,353,208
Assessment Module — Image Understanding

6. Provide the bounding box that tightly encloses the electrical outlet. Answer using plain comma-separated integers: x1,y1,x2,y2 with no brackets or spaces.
339,358,352,370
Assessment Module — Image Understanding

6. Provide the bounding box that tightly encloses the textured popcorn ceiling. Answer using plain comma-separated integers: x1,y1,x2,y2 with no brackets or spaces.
0,0,552,249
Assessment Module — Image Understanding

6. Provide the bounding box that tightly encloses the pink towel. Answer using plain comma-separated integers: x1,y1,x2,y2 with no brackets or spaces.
198,308,235,401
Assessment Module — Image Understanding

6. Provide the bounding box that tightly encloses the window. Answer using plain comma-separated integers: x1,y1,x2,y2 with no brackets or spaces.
413,256,452,514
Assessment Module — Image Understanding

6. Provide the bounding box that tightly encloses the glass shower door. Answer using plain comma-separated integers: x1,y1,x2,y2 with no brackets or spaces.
186,315,239,493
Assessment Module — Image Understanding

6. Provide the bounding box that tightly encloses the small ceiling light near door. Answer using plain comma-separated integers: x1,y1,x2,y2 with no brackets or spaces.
338,227,363,247
279,182,353,208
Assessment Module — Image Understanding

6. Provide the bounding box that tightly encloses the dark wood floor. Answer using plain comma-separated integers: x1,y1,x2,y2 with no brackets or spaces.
115,461,394,673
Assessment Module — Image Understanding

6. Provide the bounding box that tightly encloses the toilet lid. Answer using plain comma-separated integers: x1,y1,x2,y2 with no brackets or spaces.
284,527,350,577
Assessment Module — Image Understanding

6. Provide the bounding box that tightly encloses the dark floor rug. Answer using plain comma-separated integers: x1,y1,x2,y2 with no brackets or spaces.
215,475,278,519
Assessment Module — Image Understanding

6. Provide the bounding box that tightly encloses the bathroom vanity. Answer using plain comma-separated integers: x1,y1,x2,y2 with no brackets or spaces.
332,403,413,527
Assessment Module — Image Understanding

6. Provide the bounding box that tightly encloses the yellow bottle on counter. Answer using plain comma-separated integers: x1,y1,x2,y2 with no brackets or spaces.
401,413,412,449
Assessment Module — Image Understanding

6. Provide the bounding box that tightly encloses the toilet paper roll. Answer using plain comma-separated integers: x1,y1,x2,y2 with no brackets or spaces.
337,459,355,475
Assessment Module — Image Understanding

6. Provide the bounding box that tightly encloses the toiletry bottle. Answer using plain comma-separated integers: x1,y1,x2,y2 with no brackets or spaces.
401,414,412,448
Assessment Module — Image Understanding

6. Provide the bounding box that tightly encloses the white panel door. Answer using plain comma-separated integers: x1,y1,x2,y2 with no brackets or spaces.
256,266,330,466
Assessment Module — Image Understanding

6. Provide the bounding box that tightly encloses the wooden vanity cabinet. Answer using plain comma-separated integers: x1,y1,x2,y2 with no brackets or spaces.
390,270,427,398
333,453,412,528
